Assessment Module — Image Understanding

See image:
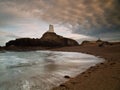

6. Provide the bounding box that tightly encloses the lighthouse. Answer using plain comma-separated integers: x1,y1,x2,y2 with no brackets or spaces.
48,24,54,32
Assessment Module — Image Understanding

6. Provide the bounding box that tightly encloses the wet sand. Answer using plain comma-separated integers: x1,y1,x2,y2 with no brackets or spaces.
0,42,120,90
51,44,120,90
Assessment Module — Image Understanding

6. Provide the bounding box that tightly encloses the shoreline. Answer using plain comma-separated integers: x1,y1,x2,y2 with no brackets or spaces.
0,43,120,90
51,45,120,90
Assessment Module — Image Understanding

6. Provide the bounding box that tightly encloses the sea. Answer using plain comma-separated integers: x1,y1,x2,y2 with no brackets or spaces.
0,50,104,90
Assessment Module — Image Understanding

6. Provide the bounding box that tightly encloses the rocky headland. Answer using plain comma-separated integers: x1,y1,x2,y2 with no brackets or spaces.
0,25,120,90
0,25,118,51
0,35,119,52
4,32,78,50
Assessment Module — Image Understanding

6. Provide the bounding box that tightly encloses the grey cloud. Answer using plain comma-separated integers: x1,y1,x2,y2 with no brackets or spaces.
0,10,15,27
0,0,119,40
0,31,19,46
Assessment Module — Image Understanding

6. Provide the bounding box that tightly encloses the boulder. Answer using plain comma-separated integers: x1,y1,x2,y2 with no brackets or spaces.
64,75,70,79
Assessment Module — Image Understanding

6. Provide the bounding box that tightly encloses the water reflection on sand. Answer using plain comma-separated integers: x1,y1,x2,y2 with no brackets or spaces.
0,51,104,90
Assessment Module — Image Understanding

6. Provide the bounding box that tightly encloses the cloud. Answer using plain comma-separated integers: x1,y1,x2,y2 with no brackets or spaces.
0,30,19,46
0,0,119,41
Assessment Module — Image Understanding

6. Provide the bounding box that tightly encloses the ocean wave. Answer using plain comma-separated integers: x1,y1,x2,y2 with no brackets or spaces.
7,62,37,68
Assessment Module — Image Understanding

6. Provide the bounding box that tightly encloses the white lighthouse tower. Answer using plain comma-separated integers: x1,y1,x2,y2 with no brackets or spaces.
48,24,54,32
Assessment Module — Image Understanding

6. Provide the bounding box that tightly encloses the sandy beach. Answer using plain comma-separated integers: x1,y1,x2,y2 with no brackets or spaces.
0,42,120,90
52,43,120,90
0,0,119,90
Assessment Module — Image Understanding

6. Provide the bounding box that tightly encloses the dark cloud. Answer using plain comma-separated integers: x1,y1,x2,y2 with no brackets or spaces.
0,0,120,40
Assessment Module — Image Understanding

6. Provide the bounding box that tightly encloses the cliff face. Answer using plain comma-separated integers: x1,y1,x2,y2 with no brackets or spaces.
40,32,79,47
6,32,79,47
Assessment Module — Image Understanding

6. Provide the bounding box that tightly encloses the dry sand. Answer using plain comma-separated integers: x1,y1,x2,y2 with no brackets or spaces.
51,44,120,90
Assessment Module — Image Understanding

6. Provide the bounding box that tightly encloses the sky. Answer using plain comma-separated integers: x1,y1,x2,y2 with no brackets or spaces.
0,0,120,46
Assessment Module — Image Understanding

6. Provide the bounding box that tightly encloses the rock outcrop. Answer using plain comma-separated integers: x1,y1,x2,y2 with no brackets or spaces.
6,32,79,47
40,32,79,47
81,39,112,47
